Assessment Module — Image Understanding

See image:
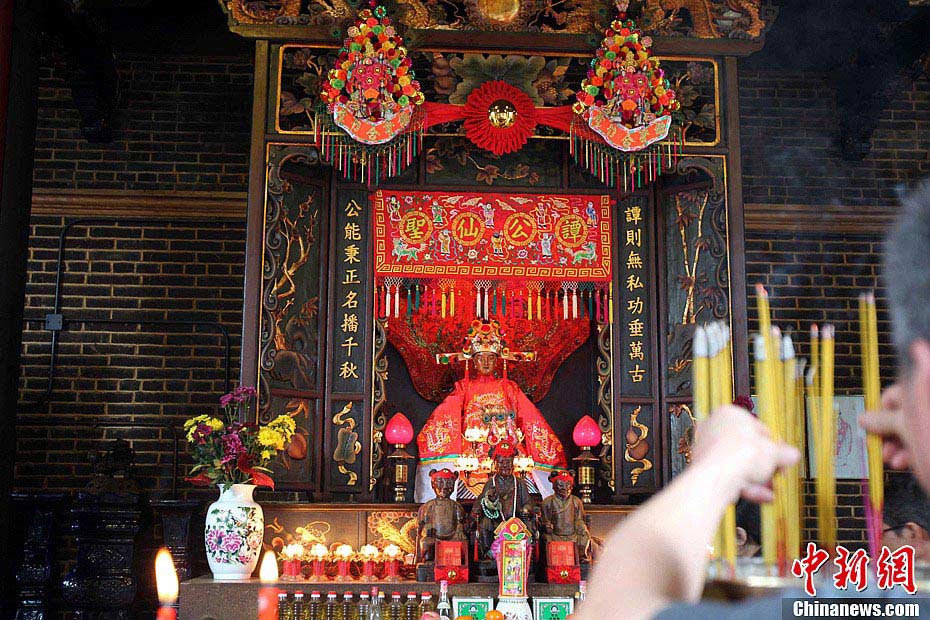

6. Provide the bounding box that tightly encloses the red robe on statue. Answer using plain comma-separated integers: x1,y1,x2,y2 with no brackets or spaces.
414,374,567,501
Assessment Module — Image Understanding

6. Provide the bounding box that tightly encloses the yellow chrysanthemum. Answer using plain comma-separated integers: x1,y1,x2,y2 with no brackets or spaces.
261,449,274,461
258,427,285,450
206,418,224,431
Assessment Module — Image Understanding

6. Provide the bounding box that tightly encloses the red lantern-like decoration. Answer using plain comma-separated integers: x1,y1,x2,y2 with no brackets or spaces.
386,412,414,502
572,415,601,503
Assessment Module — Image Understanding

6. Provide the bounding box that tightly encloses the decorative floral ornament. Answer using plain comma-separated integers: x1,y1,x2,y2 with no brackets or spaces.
570,0,682,189
316,3,426,183
461,81,538,156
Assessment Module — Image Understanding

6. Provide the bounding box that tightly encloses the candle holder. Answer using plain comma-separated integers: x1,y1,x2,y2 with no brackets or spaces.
572,415,602,504
385,413,415,502
359,544,380,581
334,544,354,581
309,544,329,581
382,544,401,583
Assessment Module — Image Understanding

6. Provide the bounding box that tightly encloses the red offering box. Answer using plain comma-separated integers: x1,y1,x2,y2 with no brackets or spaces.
434,541,468,584
546,541,580,584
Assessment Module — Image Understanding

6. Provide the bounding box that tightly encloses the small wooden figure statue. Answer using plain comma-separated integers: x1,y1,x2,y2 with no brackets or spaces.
472,441,536,581
539,470,592,567
416,468,466,580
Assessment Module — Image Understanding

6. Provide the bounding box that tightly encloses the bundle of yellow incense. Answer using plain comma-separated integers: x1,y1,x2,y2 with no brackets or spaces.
781,334,801,562
860,292,882,554
754,333,778,569
814,324,837,553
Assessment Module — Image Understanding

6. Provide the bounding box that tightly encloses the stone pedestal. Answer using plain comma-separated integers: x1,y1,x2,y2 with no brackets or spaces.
12,492,64,620
60,493,141,620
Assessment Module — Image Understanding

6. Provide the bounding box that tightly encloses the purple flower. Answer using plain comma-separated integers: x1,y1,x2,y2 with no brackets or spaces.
221,433,245,464
206,528,226,552
237,552,253,565
193,423,213,445
222,532,244,553
219,393,236,407
220,385,258,407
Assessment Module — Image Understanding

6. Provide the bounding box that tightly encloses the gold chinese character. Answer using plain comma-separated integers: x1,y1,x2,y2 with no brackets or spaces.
625,229,641,247
625,206,642,225
344,222,361,241
344,244,361,264
341,336,359,357
343,269,360,285
345,200,362,217
629,340,644,361
339,361,359,379
628,365,645,383
341,313,359,333
627,297,644,314
628,318,644,338
342,290,359,309
626,251,643,269
626,275,644,291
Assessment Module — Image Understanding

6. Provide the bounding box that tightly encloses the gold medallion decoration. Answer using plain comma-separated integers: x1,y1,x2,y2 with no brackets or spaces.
399,210,433,245
502,213,537,247
451,212,487,247
488,99,518,128
554,214,589,249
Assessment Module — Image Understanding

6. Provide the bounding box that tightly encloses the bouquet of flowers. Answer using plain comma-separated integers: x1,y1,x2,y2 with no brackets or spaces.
184,386,296,490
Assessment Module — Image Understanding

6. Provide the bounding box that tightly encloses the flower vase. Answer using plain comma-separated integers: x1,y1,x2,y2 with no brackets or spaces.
204,484,264,580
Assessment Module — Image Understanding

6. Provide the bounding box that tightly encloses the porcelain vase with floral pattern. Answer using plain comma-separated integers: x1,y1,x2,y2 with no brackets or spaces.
204,483,264,580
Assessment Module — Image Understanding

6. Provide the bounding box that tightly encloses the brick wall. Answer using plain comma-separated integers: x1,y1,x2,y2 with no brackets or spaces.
33,52,252,192
738,69,930,207
16,216,246,493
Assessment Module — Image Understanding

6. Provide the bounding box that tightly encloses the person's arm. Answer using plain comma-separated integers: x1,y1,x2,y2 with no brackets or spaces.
574,405,798,620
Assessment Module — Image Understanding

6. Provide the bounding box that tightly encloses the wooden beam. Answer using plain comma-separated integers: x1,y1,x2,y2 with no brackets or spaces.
744,203,899,234
29,188,247,219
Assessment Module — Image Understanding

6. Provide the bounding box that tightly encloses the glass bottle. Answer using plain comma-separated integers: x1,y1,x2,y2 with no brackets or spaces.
388,592,402,620
293,591,306,620
369,587,383,620
436,581,451,620
419,592,434,617
342,591,356,620
308,591,322,620
358,591,371,620
404,592,418,620
324,591,339,620
279,592,294,620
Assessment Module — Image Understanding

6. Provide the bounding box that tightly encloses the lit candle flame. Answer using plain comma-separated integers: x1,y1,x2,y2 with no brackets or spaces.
335,544,353,558
155,548,179,606
259,549,279,582
310,543,329,560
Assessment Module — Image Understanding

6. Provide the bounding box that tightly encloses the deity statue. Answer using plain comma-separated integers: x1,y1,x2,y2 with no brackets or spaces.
539,470,592,563
413,319,568,502
471,441,536,562
416,468,467,564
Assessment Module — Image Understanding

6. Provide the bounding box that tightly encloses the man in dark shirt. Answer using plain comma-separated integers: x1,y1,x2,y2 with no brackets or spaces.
883,472,930,560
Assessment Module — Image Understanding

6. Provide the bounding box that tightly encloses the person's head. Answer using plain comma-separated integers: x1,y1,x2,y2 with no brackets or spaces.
473,351,499,376
734,499,761,557
429,468,457,499
882,472,930,560
550,471,574,499
885,180,930,489
493,442,516,476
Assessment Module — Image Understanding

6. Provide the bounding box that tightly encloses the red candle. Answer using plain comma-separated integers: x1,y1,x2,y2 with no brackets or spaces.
156,608,177,620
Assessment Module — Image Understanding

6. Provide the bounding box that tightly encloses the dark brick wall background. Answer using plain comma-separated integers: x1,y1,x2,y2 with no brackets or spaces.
33,52,252,191
17,216,246,493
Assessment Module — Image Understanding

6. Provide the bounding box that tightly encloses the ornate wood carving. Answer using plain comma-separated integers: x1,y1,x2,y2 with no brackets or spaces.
370,318,389,494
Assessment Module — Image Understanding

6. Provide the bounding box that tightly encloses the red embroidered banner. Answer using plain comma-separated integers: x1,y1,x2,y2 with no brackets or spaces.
372,190,613,282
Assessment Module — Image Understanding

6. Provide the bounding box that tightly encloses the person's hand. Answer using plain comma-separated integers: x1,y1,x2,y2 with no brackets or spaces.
692,404,799,503
859,382,911,470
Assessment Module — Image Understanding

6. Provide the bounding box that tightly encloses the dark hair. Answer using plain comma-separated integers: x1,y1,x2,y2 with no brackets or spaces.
884,472,930,533
735,499,761,545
